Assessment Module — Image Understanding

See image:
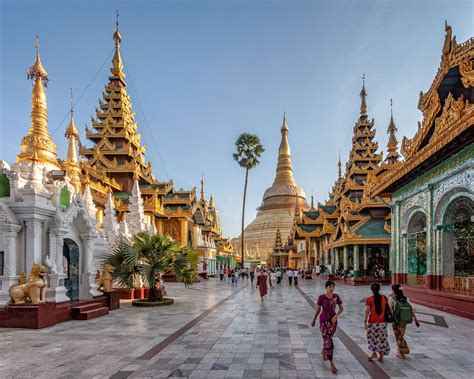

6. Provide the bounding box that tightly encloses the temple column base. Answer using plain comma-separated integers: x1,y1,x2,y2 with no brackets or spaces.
46,274,70,303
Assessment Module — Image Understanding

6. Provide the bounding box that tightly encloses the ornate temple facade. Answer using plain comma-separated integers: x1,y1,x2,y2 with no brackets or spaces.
0,22,235,311
290,82,395,277
232,114,308,262
0,38,106,307
368,24,473,318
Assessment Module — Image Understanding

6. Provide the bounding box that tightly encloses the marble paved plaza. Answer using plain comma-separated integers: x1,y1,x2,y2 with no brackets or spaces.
1,278,473,379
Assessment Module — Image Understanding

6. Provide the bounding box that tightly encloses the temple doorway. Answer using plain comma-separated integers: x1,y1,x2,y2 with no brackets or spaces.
63,238,80,301
407,212,427,286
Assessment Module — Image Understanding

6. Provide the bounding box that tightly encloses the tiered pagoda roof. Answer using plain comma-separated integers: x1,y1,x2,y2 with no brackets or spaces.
80,22,156,200
292,81,395,248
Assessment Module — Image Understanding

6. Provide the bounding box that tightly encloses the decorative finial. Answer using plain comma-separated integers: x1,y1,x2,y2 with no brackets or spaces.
116,9,119,28
386,98,399,163
28,34,49,86
111,12,124,79
200,174,205,201
70,87,74,117
311,193,315,209
338,151,342,179
281,111,288,132
360,74,367,116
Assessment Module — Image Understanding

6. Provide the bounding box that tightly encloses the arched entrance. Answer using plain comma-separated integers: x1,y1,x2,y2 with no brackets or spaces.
442,196,473,292
407,212,427,286
63,238,80,301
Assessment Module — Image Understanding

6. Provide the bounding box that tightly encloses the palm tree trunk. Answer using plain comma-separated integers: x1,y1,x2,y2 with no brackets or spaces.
241,167,249,269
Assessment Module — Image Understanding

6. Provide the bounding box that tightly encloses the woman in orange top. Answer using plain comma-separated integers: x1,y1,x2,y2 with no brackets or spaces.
364,282,390,362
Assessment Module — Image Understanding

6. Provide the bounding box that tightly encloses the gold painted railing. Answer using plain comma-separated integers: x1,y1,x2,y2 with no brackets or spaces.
442,276,474,295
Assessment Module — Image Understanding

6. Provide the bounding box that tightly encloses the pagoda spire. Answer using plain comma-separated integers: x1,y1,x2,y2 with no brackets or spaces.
273,112,296,186
360,74,367,117
386,99,400,164
310,194,315,210
64,88,81,191
17,35,59,169
110,11,125,80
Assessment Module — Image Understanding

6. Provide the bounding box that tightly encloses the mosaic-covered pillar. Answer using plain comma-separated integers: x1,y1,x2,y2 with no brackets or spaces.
343,246,348,275
363,244,368,276
426,184,435,289
353,244,360,277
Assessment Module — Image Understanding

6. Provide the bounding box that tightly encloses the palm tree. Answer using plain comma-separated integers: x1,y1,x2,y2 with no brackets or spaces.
105,232,199,302
233,133,265,268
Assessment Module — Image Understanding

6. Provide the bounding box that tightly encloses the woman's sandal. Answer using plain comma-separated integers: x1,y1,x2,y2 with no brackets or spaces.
368,354,377,362
330,363,338,373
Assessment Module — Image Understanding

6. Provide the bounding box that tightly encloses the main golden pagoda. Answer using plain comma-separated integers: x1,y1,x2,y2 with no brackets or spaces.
232,113,308,261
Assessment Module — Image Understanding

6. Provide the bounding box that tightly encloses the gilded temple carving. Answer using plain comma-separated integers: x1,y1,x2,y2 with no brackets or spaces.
163,218,180,241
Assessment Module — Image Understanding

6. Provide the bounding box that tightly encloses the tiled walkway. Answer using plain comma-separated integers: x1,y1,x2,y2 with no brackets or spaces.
1,278,473,378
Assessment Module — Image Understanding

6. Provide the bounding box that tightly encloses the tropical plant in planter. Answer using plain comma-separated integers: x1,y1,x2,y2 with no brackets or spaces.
105,232,199,305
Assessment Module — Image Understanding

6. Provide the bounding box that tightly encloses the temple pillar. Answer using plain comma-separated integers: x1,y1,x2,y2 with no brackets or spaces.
45,228,69,303
0,224,22,307
363,244,368,276
79,233,101,299
25,219,43,272
426,184,435,289
180,219,188,244
353,244,360,277
343,246,348,275
334,248,339,272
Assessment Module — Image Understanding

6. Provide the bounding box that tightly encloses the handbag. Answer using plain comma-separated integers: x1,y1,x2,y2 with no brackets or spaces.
384,296,395,323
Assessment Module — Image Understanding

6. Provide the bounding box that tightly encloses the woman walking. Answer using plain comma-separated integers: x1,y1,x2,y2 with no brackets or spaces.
256,270,268,302
311,280,344,374
389,284,420,359
364,282,390,362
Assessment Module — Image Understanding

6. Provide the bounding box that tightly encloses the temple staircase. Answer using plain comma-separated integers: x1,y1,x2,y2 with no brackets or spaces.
71,301,109,320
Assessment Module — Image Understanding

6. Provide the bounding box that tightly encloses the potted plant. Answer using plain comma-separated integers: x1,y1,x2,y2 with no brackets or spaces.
104,232,199,306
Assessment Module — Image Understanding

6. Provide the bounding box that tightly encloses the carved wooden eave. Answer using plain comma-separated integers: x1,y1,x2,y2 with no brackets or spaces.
369,29,473,197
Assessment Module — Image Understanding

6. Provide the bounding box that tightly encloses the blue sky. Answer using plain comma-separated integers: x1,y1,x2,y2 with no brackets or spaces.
1,0,472,238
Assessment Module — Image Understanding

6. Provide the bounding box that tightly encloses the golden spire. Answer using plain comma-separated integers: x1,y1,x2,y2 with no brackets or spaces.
110,11,125,80
64,88,81,191
17,35,59,169
386,99,400,164
209,193,215,209
273,112,296,186
360,74,367,116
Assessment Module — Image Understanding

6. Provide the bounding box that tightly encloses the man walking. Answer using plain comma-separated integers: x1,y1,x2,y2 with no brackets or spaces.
287,268,294,286
293,269,299,287
250,268,255,285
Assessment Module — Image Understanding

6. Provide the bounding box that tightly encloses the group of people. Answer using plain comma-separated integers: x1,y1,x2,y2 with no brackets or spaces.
311,281,420,374
253,268,305,302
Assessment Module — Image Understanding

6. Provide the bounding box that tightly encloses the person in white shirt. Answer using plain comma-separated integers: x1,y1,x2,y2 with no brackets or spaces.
276,270,282,285
316,265,321,276
287,269,294,286
293,269,299,287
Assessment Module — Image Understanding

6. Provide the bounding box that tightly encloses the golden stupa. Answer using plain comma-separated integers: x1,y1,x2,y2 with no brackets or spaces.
232,113,308,261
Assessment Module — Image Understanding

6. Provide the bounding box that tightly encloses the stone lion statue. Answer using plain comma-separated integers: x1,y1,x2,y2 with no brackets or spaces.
98,263,115,292
9,263,48,304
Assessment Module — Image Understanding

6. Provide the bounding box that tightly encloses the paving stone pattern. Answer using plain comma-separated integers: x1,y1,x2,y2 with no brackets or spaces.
1,278,473,378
